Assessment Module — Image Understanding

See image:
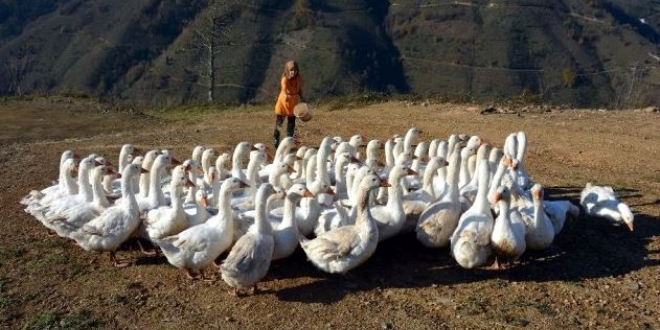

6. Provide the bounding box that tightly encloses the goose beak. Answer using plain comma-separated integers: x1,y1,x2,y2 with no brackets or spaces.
287,165,296,174
140,168,149,174
324,187,335,195
407,168,418,176
239,180,250,189
172,157,182,166
303,189,314,198
185,179,195,188
626,222,634,232
200,195,208,208
133,147,142,154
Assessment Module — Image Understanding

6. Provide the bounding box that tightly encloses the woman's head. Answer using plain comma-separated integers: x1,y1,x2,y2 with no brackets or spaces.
283,60,299,79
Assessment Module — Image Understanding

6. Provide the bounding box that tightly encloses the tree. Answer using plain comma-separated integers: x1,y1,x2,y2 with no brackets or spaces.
6,45,35,96
612,64,645,109
193,0,235,103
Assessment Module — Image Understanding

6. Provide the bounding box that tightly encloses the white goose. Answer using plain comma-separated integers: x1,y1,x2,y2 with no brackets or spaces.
40,156,98,222
514,131,533,190
230,141,258,185
416,147,462,248
363,139,383,162
521,184,555,251
69,164,146,267
191,145,205,165
220,183,276,296
490,186,526,269
103,144,137,196
291,146,309,182
45,165,114,238
155,177,248,279
25,157,78,216
234,162,293,241
460,143,491,204
135,154,174,214
271,184,314,260
200,148,216,189
231,150,268,211
143,168,192,241
450,161,494,269
259,136,297,181
137,150,161,199
580,182,634,231
184,186,210,228
299,173,389,274
365,162,412,243
21,150,79,207
214,152,231,182
401,156,447,233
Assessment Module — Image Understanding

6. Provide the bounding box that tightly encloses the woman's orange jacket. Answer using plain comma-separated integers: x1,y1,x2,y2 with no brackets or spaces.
274,75,302,117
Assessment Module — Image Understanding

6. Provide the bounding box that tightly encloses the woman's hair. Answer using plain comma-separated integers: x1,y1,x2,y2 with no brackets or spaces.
282,60,299,78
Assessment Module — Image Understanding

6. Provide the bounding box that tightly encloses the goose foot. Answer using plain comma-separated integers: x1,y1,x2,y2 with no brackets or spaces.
109,252,131,268
200,269,217,282
228,288,242,297
136,239,158,256
487,257,503,270
186,269,201,280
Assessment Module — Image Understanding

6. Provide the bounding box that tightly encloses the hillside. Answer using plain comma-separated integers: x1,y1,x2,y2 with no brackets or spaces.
0,0,658,107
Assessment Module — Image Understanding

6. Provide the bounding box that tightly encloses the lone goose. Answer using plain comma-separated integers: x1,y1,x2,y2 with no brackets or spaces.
580,182,634,231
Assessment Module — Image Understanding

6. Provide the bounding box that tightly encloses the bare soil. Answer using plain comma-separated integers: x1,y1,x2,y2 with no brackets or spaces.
1,98,659,330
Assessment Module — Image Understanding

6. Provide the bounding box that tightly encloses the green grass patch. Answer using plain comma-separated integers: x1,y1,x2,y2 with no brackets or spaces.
22,310,99,330
0,296,15,308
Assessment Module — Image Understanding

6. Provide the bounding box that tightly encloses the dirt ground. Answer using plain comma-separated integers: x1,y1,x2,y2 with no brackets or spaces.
1,98,659,329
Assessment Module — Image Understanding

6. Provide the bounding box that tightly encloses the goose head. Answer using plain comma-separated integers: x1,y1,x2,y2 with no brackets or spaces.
617,203,635,231
191,145,205,163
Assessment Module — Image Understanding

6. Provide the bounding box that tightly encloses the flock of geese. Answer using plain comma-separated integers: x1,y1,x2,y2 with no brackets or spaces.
20,128,635,296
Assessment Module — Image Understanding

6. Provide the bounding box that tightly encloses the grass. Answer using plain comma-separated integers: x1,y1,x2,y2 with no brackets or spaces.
0,277,14,309
22,310,99,330
142,102,270,121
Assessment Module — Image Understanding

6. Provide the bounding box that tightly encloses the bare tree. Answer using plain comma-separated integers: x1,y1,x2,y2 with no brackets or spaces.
7,45,34,96
193,0,234,103
612,64,645,109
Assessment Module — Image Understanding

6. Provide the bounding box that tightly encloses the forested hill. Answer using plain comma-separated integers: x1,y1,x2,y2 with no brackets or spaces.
0,0,658,107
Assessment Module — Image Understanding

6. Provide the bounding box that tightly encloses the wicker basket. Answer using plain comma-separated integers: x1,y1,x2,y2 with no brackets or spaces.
293,103,312,122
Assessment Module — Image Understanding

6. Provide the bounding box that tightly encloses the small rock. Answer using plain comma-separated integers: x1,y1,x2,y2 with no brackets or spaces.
381,321,393,329
225,316,235,322
437,297,454,306
480,107,499,115
624,282,640,291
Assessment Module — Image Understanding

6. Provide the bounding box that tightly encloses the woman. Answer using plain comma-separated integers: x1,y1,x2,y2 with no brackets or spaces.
273,60,303,148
